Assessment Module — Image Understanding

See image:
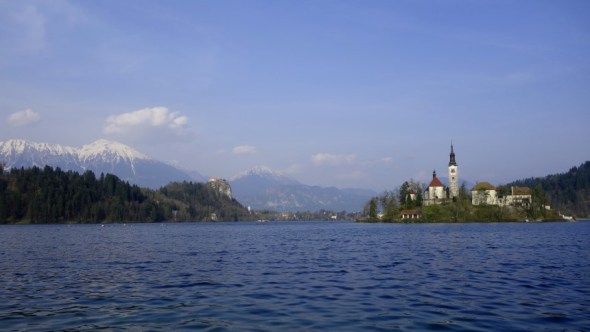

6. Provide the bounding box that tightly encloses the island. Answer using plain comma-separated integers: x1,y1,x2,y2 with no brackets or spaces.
358,145,581,223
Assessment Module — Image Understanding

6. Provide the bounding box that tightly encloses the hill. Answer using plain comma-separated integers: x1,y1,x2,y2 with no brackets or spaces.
508,161,590,218
0,166,249,223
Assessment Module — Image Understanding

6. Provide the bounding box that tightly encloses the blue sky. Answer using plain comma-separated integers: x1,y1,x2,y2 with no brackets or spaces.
1,0,589,191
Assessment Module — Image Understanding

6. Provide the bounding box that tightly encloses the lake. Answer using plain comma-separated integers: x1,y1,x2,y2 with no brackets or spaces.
1,221,589,331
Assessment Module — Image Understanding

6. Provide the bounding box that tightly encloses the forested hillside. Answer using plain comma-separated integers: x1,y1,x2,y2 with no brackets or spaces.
158,181,249,221
0,165,250,223
509,161,590,218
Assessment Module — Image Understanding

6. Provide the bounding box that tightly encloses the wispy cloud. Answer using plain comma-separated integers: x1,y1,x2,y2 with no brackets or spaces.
233,145,257,155
0,1,89,55
0,1,47,53
8,109,40,126
311,153,357,166
11,4,46,51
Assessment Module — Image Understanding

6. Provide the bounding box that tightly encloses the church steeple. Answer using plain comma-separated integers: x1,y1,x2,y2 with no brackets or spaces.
448,143,459,199
449,143,457,166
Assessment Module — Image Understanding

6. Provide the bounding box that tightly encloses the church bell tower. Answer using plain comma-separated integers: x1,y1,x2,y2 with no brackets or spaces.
448,143,459,199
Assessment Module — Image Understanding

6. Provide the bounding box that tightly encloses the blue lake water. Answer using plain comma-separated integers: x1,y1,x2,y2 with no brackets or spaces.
1,221,589,331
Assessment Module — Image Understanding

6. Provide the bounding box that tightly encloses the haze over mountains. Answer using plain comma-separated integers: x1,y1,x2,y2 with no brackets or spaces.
0,139,203,188
230,167,376,212
0,139,375,212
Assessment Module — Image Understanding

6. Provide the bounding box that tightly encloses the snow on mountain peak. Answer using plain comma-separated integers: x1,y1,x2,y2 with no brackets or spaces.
0,139,77,156
232,166,299,185
0,138,150,174
0,138,199,187
78,139,149,162
233,166,275,179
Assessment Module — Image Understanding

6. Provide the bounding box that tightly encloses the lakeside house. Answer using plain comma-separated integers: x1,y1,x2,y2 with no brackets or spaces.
471,184,532,208
471,182,497,205
401,209,421,220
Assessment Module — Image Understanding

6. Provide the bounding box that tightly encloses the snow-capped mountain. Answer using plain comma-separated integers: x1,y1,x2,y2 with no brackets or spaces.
0,139,200,188
78,139,148,165
232,166,300,189
230,166,376,212
0,139,80,170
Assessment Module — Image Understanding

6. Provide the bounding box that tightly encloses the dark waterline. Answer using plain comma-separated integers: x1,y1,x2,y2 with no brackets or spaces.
1,221,589,331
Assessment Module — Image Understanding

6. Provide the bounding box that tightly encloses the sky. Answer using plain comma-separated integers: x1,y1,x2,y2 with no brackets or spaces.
1,0,589,191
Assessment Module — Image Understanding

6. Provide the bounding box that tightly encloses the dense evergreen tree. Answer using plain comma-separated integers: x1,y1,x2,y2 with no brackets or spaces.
0,166,250,223
158,181,250,221
509,161,590,218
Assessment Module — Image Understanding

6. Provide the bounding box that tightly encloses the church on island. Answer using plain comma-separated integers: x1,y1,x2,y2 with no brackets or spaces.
400,144,533,220
423,144,459,206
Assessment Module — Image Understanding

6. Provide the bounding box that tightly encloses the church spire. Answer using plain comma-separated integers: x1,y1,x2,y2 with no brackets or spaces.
449,143,457,166
448,143,459,199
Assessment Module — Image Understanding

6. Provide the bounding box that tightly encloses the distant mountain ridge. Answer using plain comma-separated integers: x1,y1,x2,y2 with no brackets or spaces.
230,166,376,212
0,139,203,188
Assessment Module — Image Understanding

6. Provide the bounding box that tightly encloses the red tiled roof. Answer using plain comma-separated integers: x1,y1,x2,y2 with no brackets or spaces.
428,176,444,188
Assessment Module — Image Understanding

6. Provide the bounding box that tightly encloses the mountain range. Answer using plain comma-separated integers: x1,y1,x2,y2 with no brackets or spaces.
230,166,376,212
0,139,203,188
0,139,375,212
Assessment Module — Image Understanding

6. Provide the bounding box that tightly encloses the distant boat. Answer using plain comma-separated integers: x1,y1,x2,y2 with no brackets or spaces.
560,213,575,221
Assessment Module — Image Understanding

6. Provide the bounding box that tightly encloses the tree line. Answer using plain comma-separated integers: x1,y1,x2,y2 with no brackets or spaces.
0,165,250,224
508,161,590,218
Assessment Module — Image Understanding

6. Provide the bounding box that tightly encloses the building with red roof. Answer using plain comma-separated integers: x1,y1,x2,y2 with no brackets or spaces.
423,170,447,206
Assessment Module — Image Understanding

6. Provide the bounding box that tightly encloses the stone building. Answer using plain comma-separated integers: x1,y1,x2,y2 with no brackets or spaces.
471,184,532,208
471,182,498,205
207,177,233,200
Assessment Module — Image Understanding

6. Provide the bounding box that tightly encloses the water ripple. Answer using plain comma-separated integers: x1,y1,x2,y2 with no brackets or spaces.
0,221,589,331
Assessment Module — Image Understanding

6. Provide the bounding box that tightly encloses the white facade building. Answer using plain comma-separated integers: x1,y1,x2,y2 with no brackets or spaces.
471,182,498,205
472,184,532,208
423,170,446,206
448,144,459,199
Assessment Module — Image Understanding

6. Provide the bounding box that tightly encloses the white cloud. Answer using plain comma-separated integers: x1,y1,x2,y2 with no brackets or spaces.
102,107,192,144
233,145,257,155
8,109,40,126
104,107,188,134
311,153,356,166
